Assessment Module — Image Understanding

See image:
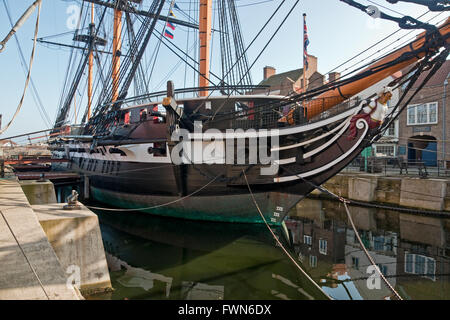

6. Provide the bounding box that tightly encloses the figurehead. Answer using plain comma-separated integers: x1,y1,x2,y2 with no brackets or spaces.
348,86,394,140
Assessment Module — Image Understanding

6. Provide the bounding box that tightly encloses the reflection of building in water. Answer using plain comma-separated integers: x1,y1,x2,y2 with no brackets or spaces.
343,206,398,299
285,199,347,275
271,274,315,300
395,214,450,299
181,282,224,300
106,253,173,297
110,252,226,300
288,198,449,300
100,218,330,300
345,228,398,300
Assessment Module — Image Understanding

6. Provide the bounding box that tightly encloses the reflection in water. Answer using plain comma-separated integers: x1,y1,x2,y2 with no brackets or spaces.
87,198,449,300
108,254,173,297
287,199,450,300
89,207,329,300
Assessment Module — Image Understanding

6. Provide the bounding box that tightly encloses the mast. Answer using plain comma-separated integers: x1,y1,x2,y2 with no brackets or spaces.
199,0,212,96
112,2,123,102
87,3,94,120
302,13,307,117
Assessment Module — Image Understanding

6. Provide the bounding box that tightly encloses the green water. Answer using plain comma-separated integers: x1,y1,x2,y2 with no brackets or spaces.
86,198,450,300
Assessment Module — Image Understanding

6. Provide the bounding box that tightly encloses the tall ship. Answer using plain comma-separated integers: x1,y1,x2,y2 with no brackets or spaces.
44,0,449,223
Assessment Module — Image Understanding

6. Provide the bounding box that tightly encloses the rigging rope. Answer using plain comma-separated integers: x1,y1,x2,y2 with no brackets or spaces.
242,170,333,300
0,1,42,135
3,0,52,128
340,0,437,31
277,164,403,300
386,0,450,11
191,0,288,115
145,1,178,91
305,10,442,91
209,1,447,126
342,200,403,299
85,173,219,212
0,0,42,53
376,47,449,142
208,0,300,121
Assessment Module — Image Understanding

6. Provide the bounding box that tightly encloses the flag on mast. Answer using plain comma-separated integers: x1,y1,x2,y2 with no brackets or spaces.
302,13,309,117
165,5,177,39
164,29,174,39
303,13,310,71
167,22,176,30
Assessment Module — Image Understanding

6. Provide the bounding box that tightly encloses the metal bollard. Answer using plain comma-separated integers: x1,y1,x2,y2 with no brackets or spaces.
63,190,81,210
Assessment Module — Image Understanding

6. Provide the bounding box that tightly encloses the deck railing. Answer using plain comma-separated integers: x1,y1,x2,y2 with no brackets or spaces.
344,156,450,177
222,96,360,131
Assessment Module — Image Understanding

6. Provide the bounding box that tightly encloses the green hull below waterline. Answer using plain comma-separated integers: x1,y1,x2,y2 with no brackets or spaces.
89,186,301,225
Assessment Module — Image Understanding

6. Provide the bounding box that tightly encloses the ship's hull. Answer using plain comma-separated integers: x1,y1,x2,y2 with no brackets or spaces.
90,186,302,224
51,104,373,224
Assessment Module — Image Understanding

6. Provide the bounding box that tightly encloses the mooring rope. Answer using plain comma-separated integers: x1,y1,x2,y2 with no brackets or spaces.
85,173,220,212
341,200,403,300
279,166,403,300
242,170,333,300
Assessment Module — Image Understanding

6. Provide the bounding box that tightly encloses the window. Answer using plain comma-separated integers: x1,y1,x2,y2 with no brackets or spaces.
404,253,436,281
352,257,359,270
375,145,395,157
383,122,396,137
309,255,317,268
426,258,436,281
429,103,437,122
415,255,426,275
408,106,416,124
407,102,438,125
385,238,394,252
377,264,388,276
319,239,327,255
374,236,385,251
417,104,427,123
405,253,414,273
303,235,312,246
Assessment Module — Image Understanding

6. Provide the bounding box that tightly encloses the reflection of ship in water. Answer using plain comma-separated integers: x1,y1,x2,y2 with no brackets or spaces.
285,199,450,300
91,207,329,300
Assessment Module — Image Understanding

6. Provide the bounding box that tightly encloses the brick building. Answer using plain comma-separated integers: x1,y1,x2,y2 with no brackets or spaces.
253,55,328,96
252,57,402,158
398,60,450,168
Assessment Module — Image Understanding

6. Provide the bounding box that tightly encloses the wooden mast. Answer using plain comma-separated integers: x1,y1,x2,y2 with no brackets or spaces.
198,0,212,96
302,13,307,117
112,1,123,102
306,17,450,120
87,3,94,120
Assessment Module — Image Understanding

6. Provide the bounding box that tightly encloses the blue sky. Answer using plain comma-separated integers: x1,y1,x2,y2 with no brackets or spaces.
0,0,445,141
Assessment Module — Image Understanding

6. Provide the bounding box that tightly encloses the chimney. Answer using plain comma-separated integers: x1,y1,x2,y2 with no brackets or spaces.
329,72,340,83
263,66,276,80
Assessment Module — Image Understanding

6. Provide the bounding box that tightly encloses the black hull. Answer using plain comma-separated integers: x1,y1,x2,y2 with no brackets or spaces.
51,106,373,224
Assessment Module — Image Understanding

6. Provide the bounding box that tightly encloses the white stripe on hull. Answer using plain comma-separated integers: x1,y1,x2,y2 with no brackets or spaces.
274,118,369,183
